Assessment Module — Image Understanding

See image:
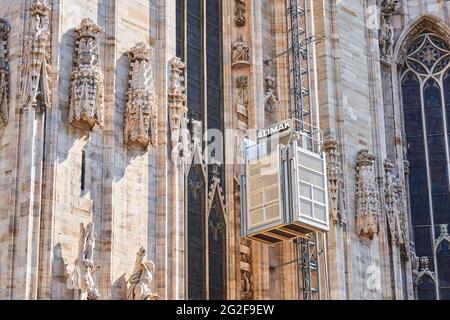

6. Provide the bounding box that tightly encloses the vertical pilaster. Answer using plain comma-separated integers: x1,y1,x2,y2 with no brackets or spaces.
99,0,117,300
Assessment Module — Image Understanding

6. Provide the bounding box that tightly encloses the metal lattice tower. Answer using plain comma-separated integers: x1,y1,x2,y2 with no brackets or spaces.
296,234,320,300
286,0,320,301
285,0,312,133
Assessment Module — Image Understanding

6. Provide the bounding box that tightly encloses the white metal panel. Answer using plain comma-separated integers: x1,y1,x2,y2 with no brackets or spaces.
293,141,329,231
246,146,284,231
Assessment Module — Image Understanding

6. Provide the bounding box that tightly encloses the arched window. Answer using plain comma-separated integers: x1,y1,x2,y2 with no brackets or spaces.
417,274,437,300
436,237,450,299
401,31,450,300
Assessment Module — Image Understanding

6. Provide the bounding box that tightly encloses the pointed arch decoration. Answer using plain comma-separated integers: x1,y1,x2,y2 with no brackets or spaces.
207,162,227,300
395,15,450,65
186,152,207,300
435,224,450,252
398,14,450,300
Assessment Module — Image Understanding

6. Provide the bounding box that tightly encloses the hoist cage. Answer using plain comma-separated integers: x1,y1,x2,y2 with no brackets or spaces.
240,119,329,245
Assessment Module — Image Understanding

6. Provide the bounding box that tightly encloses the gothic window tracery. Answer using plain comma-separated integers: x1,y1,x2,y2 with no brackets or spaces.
401,31,450,300
179,0,226,300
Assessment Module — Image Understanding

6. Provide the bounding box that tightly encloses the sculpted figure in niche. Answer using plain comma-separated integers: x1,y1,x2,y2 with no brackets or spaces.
127,247,160,300
66,223,100,300
232,34,250,68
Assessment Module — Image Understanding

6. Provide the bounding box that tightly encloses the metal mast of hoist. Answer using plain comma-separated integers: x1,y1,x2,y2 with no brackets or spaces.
285,0,312,133
285,0,320,300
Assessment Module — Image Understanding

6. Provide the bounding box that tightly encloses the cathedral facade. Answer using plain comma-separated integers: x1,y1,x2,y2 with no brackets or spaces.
0,0,449,300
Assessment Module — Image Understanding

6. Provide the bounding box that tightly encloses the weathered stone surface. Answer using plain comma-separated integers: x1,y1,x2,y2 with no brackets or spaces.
0,0,448,301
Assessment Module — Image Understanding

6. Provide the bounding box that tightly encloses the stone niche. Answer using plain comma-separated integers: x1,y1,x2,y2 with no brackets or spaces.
69,18,104,132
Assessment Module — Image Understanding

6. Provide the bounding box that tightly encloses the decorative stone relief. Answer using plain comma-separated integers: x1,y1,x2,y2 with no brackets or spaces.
168,56,188,163
124,42,157,149
384,159,400,242
403,160,410,176
240,239,253,300
264,75,280,113
435,224,450,250
234,0,246,27
232,34,250,68
414,256,436,286
21,0,51,109
127,247,160,300
236,76,249,132
187,118,203,166
66,223,100,300
188,172,204,201
378,0,399,61
398,18,450,65
324,137,346,225
384,159,409,247
394,180,408,245
410,242,420,285
355,149,381,239
208,162,225,208
0,19,9,128
69,18,104,131
209,218,225,242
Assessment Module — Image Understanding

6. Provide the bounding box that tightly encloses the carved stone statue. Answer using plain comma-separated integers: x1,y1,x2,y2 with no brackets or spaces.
21,0,51,109
240,239,253,300
324,137,346,225
168,56,188,163
232,34,250,68
410,242,420,286
236,76,249,132
414,256,436,286
69,18,104,131
435,224,450,249
0,19,9,128
384,159,399,242
355,149,381,239
124,42,158,149
234,0,246,27
127,247,160,300
379,0,399,61
264,75,280,113
66,223,100,300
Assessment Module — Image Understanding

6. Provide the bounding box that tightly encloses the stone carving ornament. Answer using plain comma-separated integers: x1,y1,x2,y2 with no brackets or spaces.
127,247,160,300
378,0,399,61
66,222,100,300
0,19,9,128
234,0,246,27
324,137,346,225
355,149,381,239
21,0,52,109
69,18,104,131
410,242,420,285
232,34,250,68
236,76,249,132
240,239,253,300
124,42,158,149
435,224,450,251
414,256,436,286
168,56,188,163
264,75,280,113
384,160,400,242
398,18,450,65
384,159,410,248
393,180,408,245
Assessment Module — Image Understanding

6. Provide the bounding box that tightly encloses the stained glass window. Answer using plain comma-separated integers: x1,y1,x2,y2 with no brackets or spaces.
401,33,450,300
180,0,226,300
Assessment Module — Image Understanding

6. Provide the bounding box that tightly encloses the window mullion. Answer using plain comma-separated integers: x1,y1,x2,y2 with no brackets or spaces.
419,79,441,299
